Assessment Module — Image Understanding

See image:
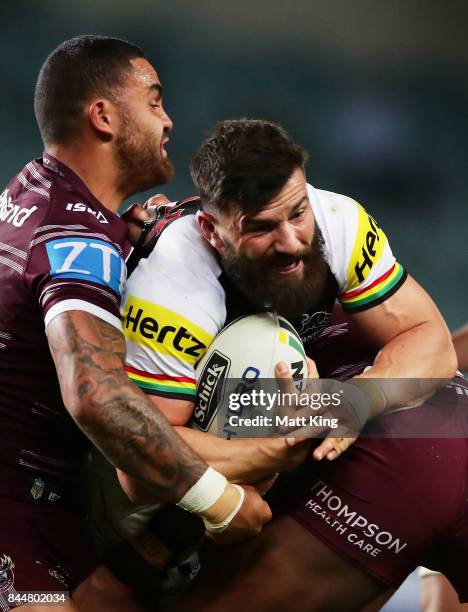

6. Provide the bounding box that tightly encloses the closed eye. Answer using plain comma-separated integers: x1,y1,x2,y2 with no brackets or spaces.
291,208,305,220
242,221,277,234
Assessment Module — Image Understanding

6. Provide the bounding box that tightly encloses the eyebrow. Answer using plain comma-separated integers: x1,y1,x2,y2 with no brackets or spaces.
290,196,308,214
241,195,308,232
148,83,163,98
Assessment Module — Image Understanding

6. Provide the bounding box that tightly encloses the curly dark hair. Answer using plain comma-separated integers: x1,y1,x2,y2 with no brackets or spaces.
190,118,308,214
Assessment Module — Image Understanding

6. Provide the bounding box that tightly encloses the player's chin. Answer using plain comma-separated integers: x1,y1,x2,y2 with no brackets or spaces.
154,159,175,185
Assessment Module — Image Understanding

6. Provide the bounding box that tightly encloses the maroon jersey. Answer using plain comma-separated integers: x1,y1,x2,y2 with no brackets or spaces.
0,153,130,479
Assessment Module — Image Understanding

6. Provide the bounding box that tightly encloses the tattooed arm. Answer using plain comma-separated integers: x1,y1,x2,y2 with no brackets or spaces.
47,310,272,540
46,310,207,502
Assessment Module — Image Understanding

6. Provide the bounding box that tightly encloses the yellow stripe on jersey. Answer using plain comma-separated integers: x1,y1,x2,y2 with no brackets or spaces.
125,365,197,397
346,204,388,292
340,262,406,311
122,295,213,365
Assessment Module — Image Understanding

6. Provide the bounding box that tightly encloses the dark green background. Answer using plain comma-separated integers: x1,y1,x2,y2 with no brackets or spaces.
1,0,466,326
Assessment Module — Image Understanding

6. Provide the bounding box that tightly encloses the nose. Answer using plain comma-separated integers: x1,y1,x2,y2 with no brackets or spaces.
273,222,302,254
162,108,173,132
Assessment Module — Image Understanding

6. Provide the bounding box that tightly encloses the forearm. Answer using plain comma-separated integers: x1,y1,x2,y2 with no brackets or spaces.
175,427,288,483
48,312,207,503
79,375,208,501
355,320,457,412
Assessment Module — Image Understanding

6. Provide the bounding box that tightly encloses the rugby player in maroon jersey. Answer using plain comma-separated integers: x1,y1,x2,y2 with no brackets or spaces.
179,307,468,611
0,36,271,611
419,323,468,612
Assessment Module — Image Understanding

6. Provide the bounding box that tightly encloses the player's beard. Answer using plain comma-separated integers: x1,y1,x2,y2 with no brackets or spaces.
221,226,330,319
114,109,174,198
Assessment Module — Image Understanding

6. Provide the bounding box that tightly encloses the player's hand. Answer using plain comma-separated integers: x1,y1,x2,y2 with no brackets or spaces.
255,436,313,474
121,194,170,245
205,485,272,544
312,435,357,461
274,358,366,461
250,474,279,496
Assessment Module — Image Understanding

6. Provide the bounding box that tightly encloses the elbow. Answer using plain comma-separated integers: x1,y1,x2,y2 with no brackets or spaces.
434,330,458,379
445,342,458,378
425,320,458,379
63,395,95,427
117,469,159,504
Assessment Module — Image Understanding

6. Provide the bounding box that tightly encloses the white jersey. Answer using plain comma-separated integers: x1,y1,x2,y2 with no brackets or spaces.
122,185,405,400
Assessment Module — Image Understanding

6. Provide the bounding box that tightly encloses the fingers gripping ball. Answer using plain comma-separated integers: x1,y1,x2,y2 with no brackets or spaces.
190,313,307,438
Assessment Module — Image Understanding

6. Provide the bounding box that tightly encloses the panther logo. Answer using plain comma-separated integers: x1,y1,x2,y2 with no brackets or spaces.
297,311,330,342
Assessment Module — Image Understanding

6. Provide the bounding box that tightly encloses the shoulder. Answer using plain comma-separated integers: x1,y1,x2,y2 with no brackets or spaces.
123,213,225,345
122,213,225,398
24,162,129,309
308,185,361,289
127,213,221,293
309,185,362,240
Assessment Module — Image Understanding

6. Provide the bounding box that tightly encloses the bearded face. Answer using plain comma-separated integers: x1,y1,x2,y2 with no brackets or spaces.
220,225,330,319
114,105,174,197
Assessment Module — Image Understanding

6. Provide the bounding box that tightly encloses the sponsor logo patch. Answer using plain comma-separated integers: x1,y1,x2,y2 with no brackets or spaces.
66,202,108,224
347,205,387,288
123,297,213,365
46,238,126,297
192,351,231,431
303,480,408,558
0,189,37,227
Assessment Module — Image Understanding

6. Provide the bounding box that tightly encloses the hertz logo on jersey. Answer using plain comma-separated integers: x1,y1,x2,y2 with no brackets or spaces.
340,203,406,311
348,205,386,286
122,296,213,365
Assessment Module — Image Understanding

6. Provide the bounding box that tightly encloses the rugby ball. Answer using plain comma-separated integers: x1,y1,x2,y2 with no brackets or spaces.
190,313,307,438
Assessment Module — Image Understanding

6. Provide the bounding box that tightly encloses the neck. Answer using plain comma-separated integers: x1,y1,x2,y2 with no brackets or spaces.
46,142,125,213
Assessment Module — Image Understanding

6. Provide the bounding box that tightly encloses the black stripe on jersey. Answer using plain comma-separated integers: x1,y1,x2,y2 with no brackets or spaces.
343,270,408,313
142,387,196,402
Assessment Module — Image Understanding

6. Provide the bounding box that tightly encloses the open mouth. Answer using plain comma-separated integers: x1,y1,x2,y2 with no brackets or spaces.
273,259,304,275
160,137,169,159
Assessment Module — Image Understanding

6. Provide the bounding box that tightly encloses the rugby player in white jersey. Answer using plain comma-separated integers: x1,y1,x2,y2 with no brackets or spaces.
114,120,464,609
121,119,456,465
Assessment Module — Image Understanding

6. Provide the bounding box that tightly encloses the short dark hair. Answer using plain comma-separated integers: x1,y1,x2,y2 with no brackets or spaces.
34,35,145,145
190,119,308,214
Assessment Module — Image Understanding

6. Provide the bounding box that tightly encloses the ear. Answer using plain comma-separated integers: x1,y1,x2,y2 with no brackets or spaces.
87,99,116,141
197,211,225,255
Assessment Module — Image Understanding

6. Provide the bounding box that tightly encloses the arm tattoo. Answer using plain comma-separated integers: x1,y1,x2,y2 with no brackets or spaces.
47,311,207,503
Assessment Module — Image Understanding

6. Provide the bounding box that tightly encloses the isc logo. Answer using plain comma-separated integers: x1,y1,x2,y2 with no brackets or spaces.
66,202,108,224
124,305,207,358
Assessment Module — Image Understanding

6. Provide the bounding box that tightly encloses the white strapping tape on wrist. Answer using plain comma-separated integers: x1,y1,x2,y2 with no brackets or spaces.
203,484,245,533
176,466,227,514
